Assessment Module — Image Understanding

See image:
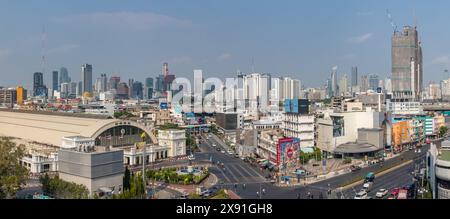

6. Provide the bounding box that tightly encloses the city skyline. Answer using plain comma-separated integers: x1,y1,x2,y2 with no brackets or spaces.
2,0,450,89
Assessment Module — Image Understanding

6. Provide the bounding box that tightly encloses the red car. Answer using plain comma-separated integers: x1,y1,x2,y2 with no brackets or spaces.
390,188,400,198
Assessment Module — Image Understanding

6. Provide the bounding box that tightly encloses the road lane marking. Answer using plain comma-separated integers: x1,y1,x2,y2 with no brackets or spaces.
228,164,252,182
213,167,233,183
341,160,413,191
234,164,265,181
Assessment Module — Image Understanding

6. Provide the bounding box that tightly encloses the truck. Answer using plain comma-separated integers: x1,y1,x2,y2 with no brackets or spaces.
397,189,408,199
363,182,373,192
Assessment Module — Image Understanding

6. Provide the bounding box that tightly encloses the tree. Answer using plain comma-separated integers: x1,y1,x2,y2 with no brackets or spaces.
123,166,131,191
440,126,448,138
0,138,29,199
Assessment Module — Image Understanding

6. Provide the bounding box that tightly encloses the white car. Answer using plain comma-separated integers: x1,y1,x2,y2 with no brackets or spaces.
221,150,226,154
212,144,217,147
188,155,195,161
228,151,234,155
354,191,368,199
376,189,388,198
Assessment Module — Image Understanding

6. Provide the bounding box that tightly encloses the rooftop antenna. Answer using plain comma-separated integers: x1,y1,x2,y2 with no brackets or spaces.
386,9,398,33
41,26,47,75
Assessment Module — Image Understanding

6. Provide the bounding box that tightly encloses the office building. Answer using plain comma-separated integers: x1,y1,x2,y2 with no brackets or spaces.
59,67,71,84
52,70,59,92
283,77,300,100
132,81,143,100
16,86,27,105
108,76,120,91
60,83,69,99
116,82,129,99
33,72,47,97
339,74,348,96
0,88,17,107
368,74,379,91
392,25,423,101
351,67,358,87
81,64,93,94
144,77,154,99
360,75,369,93
76,81,82,97
283,99,314,148
331,66,338,97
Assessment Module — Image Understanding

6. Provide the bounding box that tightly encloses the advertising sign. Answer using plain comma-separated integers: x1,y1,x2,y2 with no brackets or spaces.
160,102,168,110
277,138,301,172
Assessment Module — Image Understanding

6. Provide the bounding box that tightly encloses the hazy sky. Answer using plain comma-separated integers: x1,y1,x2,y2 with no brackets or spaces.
1,0,450,90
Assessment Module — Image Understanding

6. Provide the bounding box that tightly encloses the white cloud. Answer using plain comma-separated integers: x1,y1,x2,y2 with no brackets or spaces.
432,56,450,65
217,53,232,61
52,11,192,31
169,56,193,65
47,44,80,54
348,33,373,44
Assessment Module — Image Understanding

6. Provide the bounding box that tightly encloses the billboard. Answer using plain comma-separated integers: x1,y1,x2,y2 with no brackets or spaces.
160,102,168,110
284,99,309,114
277,138,301,172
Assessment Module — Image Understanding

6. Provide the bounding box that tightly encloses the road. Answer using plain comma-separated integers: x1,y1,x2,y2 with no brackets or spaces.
197,133,430,199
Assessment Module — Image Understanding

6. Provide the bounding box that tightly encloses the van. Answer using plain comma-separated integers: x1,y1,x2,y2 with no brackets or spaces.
363,182,373,192
365,172,375,183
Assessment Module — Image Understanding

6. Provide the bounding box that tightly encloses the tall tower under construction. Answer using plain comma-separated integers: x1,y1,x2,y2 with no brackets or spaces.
391,25,423,101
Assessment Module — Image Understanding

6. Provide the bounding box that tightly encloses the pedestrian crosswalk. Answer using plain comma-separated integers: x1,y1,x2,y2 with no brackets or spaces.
213,163,266,184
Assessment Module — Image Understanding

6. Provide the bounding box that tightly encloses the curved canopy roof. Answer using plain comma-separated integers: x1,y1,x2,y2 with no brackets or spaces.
0,111,156,147
334,142,380,154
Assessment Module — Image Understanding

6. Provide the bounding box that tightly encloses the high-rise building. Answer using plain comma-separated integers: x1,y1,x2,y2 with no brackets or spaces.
132,81,143,100
59,67,71,84
76,81,83,97
16,86,27,105
351,67,358,87
128,79,134,98
243,73,271,108
33,72,47,97
69,82,77,99
368,74,379,91
283,77,300,100
0,88,17,107
116,82,129,99
392,26,423,101
144,77,154,99
339,74,348,96
60,83,70,99
360,75,369,93
385,77,392,93
155,75,165,92
52,71,59,92
108,76,120,90
163,62,169,77
81,64,93,94
194,70,203,96
331,66,338,97
100,74,107,92
271,78,284,102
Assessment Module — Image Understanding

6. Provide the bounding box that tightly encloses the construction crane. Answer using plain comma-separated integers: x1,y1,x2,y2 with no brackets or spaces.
386,9,398,33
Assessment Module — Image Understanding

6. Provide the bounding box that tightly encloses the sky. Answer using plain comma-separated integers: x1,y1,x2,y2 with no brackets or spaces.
1,0,450,90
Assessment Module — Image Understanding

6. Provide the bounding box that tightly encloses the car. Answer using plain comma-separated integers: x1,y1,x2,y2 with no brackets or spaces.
212,144,217,147
228,151,234,155
188,155,195,160
221,150,226,153
201,190,212,198
216,148,221,152
376,189,388,198
234,154,240,158
354,190,368,199
350,165,362,172
390,188,400,198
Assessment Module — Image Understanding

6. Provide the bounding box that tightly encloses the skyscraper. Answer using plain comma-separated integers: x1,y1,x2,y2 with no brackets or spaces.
360,75,369,93
128,79,134,98
59,67,71,84
368,74,380,91
77,81,83,97
144,77,154,99
81,64,93,94
331,66,338,97
194,70,203,96
339,74,348,96
33,72,47,97
132,81,143,100
351,67,358,87
101,74,108,92
52,70,59,92
391,25,423,101
108,76,120,90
